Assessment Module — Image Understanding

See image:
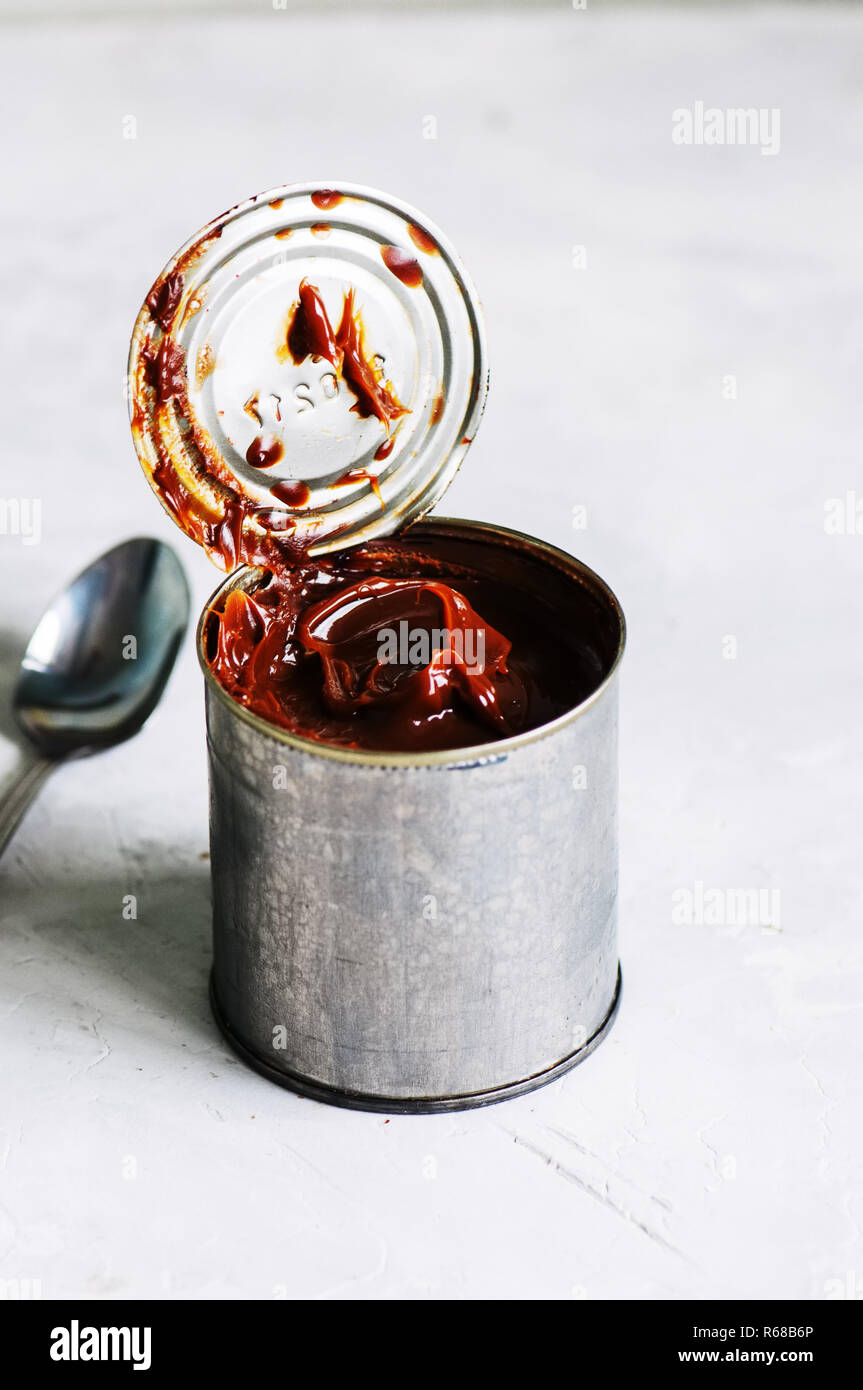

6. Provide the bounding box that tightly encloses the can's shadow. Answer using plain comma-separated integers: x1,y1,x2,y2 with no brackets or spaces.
1,860,220,1055
0,626,226,1061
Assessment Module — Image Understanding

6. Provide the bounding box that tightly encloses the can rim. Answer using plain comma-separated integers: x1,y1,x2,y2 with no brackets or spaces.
196,516,626,769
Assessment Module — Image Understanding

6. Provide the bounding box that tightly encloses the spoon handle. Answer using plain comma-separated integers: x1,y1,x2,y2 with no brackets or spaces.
0,752,59,861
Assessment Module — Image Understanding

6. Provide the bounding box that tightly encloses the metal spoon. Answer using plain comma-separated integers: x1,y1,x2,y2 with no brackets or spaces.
1,537,190,859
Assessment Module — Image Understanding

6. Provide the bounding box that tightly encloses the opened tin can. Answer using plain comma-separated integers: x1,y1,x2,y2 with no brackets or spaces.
128,182,626,1112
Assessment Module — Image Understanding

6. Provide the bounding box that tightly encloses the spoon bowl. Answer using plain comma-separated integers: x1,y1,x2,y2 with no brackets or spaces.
1,537,189,856
14,537,189,756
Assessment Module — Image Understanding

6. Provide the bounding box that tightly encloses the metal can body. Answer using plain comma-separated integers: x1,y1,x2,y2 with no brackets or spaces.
199,519,625,1113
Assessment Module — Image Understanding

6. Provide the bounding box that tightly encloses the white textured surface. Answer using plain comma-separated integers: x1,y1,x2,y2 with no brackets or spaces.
1,4,861,1300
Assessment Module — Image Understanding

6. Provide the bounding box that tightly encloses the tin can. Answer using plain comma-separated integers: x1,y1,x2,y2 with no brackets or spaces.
129,183,626,1112
198,516,625,1113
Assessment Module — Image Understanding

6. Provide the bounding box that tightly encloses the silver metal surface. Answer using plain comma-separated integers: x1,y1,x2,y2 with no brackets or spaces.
129,182,488,560
3,537,189,859
199,518,625,1110
0,753,57,863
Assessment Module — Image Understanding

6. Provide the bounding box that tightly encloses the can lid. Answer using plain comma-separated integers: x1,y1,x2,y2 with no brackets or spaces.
128,182,488,568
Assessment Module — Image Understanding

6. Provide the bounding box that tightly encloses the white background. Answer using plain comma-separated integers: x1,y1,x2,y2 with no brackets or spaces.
1,1,861,1300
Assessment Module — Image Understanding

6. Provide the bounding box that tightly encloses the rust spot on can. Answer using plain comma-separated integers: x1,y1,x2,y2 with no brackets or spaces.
195,342,216,389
